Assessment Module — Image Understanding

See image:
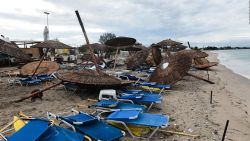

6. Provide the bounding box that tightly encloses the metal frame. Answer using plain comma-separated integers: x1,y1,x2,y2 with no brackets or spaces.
98,111,168,140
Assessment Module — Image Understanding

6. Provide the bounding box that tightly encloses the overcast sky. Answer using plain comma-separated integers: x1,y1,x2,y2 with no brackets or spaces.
0,0,249,47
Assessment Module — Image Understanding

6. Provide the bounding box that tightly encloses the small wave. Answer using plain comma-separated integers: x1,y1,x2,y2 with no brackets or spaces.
216,50,250,79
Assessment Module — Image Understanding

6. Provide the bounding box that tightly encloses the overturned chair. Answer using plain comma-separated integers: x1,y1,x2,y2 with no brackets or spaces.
47,109,125,141
98,109,169,140
0,117,86,141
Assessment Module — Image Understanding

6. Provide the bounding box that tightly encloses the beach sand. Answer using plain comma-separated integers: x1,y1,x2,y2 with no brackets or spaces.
0,51,250,140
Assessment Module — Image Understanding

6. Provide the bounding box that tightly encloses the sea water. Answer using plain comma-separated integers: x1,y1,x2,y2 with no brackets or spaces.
214,49,250,79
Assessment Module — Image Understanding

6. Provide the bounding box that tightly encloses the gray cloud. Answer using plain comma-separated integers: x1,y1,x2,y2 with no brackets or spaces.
0,0,249,47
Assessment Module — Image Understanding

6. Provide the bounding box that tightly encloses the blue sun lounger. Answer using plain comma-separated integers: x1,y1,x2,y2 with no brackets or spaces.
90,99,146,111
120,92,162,111
0,119,84,141
48,110,125,141
36,74,54,82
19,77,41,86
103,109,169,140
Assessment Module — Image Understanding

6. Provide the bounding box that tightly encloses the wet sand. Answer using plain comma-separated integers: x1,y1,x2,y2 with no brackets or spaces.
0,52,250,140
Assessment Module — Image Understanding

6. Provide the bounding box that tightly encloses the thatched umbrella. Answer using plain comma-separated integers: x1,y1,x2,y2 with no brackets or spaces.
20,61,59,76
31,40,72,49
153,39,182,48
59,69,132,88
30,40,72,77
105,37,136,70
149,49,213,85
169,44,187,52
149,50,193,85
125,49,149,69
75,11,134,87
0,39,31,61
193,58,218,69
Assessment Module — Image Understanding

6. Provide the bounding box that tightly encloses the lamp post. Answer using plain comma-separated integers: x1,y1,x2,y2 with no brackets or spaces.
44,12,50,28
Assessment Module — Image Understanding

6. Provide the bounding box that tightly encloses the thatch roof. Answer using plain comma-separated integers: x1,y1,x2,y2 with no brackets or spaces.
176,49,208,59
149,50,193,85
153,39,182,48
125,49,149,69
31,40,72,49
20,61,59,76
0,39,31,60
169,44,187,52
105,37,136,48
59,69,133,88
193,58,218,69
149,50,209,85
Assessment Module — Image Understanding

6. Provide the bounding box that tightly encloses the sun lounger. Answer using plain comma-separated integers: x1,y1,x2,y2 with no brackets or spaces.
48,109,125,141
135,82,171,94
120,91,162,111
100,109,169,140
36,74,54,82
19,77,41,86
90,99,146,111
0,118,84,141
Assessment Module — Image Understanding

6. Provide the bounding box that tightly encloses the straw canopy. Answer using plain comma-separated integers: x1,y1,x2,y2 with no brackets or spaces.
149,49,209,85
59,69,133,88
169,44,187,52
125,49,149,69
0,39,31,60
20,61,59,76
153,39,182,48
105,37,136,48
149,50,193,85
177,49,208,59
194,58,218,69
31,40,72,49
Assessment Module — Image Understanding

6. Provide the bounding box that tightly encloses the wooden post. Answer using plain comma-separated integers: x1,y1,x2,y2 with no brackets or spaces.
31,48,49,78
187,73,215,84
113,49,119,70
207,70,210,80
75,10,99,71
12,81,62,103
187,41,191,48
221,120,229,141
210,91,213,104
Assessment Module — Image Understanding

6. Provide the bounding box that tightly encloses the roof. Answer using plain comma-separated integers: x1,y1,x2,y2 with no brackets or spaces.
31,40,72,49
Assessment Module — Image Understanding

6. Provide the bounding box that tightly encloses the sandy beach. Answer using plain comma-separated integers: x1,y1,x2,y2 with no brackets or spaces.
0,51,250,141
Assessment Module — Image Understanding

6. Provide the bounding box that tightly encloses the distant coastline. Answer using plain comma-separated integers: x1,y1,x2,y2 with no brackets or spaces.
202,46,250,50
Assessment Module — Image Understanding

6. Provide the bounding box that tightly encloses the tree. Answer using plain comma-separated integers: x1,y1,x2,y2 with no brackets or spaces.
99,33,116,44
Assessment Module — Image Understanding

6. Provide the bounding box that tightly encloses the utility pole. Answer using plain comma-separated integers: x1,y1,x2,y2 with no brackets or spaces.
44,12,50,28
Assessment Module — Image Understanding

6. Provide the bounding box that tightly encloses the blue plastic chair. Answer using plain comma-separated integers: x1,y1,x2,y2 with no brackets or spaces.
51,111,125,141
0,119,84,141
106,109,169,140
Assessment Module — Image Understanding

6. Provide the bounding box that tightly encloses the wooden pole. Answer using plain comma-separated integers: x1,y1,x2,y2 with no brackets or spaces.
113,49,119,70
210,91,213,104
31,48,49,78
12,81,62,103
221,120,229,141
75,10,99,71
187,41,191,48
187,73,215,84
